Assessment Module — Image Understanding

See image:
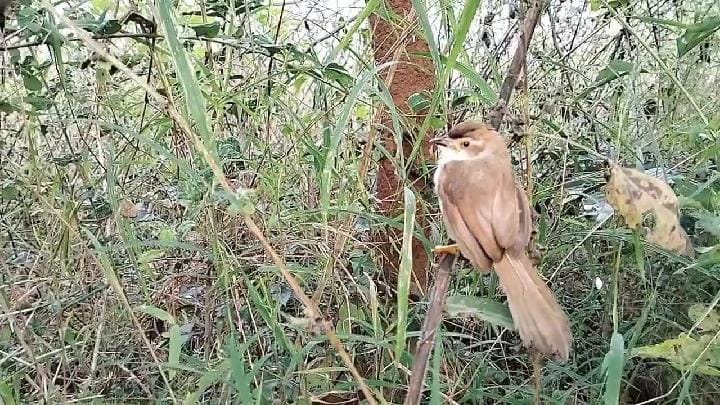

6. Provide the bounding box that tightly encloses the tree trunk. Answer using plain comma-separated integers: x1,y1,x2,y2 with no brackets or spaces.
370,0,436,296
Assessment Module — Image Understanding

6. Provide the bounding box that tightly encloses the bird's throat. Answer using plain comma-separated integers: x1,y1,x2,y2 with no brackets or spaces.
437,148,473,165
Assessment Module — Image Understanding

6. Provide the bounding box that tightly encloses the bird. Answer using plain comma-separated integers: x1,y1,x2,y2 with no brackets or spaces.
430,120,571,362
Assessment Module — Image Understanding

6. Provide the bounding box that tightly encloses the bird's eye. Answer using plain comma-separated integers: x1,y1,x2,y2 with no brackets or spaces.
462,141,470,147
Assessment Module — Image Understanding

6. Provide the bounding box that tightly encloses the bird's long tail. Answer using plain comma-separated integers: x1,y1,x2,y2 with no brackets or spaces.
494,251,571,361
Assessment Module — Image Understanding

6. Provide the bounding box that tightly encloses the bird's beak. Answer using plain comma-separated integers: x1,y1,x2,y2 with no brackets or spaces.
430,136,448,147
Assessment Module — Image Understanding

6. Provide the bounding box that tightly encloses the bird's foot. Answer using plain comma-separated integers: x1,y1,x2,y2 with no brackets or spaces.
433,244,461,256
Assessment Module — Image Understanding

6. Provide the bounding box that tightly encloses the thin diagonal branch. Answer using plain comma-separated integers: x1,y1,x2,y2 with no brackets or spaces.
404,254,455,405
488,0,548,130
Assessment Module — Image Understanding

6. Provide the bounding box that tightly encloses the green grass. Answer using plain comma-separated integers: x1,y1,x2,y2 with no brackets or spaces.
2,0,720,404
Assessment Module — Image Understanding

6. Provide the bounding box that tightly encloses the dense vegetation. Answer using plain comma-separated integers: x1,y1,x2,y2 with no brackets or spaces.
1,0,719,403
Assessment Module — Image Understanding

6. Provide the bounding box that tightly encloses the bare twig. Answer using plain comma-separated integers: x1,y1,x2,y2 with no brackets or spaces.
488,0,547,130
0,32,259,51
0,32,159,51
532,351,543,405
404,254,455,405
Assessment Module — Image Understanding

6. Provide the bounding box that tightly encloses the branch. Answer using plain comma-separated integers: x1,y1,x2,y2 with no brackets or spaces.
0,32,253,51
488,0,547,130
0,32,160,51
404,254,455,405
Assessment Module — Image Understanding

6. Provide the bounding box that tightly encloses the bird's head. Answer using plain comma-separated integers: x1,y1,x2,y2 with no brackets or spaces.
430,120,505,162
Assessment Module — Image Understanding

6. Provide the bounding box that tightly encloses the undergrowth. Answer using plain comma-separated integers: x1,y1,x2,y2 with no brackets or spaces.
1,0,720,403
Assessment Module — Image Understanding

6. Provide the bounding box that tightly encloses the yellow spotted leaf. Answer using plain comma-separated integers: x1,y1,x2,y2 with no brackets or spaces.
689,304,720,332
605,162,694,257
631,333,720,376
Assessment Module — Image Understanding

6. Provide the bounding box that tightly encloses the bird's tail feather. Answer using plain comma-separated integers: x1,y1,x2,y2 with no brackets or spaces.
494,252,571,361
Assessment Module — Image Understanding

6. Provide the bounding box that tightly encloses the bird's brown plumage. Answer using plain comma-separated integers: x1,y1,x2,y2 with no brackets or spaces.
432,120,572,361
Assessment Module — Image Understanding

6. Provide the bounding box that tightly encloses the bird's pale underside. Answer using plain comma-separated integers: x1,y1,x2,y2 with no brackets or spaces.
432,120,572,362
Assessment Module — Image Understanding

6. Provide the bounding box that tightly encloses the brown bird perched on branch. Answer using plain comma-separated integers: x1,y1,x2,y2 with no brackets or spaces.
431,120,571,362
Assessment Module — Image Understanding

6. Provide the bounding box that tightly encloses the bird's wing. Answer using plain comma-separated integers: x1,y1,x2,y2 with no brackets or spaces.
512,183,533,249
489,169,522,249
438,193,492,269
438,159,505,265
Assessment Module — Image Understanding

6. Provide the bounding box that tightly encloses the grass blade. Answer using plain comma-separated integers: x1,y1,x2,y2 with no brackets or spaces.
602,332,625,405
445,295,514,329
168,324,182,380
409,0,483,164
410,0,440,69
155,0,215,149
395,188,417,360
429,326,444,405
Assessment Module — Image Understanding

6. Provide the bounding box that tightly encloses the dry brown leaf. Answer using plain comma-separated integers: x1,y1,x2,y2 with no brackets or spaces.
118,198,139,218
605,162,694,258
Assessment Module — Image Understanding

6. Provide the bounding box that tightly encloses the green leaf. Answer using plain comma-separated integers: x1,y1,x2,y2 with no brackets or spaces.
136,304,176,324
159,228,177,243
24,96,53,111
601,333,625,405
319,67,373,223
408,91,431,113
43,14,67,84
412,29,498,106
183,360,231,404
91,0,112,11
445,56,497,105
632,333,720,376
338,302,366,335
96,19,123,35
22,73,42,91
395,188,417,360
580,60,647,97
17,7,41,33
322,63,353,88
168,324,182,380
0,381,17,405
227,190,256,216
190,21,221,38
227,339,254,403
445,295,514,329
155,0,215,149
1,183,19,200
410,0,440,73
677,16,720,58
593,60,637,87
688,303,720,332
138,249,164,264
0,101,18,114
692,211,720,237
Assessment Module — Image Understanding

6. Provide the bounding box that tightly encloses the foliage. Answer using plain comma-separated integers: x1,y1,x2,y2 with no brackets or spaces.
632,304,720,377
1,0,720,403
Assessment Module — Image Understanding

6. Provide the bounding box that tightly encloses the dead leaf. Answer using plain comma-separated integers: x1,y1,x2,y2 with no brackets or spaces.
119,198,139,218
605,162,694,257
